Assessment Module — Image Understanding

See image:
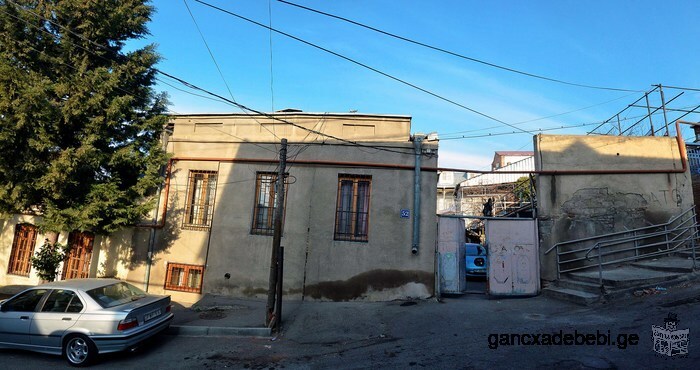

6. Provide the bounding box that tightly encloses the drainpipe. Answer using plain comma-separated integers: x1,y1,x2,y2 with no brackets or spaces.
144,128,172,291
412,134,424,255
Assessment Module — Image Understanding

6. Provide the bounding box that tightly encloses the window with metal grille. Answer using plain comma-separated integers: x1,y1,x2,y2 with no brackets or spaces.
164,263,204,293
62,231,94,280
251,172,288,235
183,170,217,230
334,175,371,242
8,223,38,276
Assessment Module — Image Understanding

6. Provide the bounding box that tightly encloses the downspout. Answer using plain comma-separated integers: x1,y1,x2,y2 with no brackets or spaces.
144,128,172,291
412,134,424,255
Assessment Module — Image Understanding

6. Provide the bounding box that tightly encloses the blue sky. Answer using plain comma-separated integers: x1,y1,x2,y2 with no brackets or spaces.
135,0,700,169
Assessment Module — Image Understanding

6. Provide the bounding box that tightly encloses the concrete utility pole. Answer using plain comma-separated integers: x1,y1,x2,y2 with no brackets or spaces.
266,138,287,327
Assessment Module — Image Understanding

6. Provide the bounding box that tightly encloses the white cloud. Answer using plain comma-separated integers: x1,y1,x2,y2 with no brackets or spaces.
437,149,492,170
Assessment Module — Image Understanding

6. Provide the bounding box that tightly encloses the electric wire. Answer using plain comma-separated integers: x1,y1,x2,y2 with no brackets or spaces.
183,0,281,145
439,106,696,139
662,85,700,93
275,0,642,93
193,0,530,134
2,1,415,156
0,4,278,155
268,0,276,113
440,91,639,136
157,70,416,155
439,120,606,140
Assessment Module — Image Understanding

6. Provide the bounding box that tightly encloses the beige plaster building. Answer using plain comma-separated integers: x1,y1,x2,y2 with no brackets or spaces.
0,112,439,303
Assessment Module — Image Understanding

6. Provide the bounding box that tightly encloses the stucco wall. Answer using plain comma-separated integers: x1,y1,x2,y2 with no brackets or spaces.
535,134,694,280
148,141,438,302
0,214,127,292
145,113,438,302
0,113,438,303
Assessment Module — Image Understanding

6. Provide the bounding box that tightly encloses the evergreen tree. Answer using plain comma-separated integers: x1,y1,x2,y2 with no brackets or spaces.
0,0,168,235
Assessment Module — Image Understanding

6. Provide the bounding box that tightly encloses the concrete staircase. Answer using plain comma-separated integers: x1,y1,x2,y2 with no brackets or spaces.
543,254,698,305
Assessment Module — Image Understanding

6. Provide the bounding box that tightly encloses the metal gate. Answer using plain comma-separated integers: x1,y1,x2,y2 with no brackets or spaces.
486,219,540,296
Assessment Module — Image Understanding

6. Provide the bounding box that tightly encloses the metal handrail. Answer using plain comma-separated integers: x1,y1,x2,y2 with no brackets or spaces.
584,229,671,259
546,206,698,282
545,206,694,255
576,228,699,285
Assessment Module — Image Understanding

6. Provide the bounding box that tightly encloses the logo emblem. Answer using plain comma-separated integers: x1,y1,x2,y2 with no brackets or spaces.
652,312,689,357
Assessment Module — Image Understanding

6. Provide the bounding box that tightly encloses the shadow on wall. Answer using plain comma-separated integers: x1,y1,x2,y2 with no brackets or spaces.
98,182,183,277
540,136,689,223
0,217,10,256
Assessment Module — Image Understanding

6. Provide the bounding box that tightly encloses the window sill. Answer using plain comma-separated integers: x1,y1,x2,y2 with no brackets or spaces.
6,272,31,277
182,224,211,231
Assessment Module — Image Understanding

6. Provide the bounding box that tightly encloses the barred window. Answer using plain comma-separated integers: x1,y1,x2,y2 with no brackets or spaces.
62,231,94,280
184,170,217,230
8,223,38,276
334,175,371,242
164,263,204,293
251,172,288,235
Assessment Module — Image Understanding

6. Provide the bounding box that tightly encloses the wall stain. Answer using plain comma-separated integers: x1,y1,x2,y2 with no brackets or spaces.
242,286,268,297
304,269,433,301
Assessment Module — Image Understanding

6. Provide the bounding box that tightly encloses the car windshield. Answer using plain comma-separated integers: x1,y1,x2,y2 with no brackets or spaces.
86,282,147,308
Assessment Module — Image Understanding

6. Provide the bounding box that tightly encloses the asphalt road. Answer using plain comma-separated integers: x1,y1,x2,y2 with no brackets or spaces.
1,280,699,369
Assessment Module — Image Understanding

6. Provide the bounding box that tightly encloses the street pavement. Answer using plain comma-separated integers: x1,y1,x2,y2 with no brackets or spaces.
1,277,700,369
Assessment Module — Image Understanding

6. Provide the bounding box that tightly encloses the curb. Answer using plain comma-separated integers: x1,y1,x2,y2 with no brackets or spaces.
167,325,272,337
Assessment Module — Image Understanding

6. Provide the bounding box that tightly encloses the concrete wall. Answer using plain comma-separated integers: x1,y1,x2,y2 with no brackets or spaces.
535,134,694,280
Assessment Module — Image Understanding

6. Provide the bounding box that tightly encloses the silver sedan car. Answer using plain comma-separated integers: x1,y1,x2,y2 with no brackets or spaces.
0,278,173,366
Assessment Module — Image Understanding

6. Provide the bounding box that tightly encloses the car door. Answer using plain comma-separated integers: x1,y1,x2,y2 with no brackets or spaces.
30,289,84,349
0,289,48,346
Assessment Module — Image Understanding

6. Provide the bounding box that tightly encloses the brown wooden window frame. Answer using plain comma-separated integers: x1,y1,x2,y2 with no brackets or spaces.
62,231,94,280
8,223,38,276
183,170,218,230
164,262,204,293
251,172,288,235
334,174,372,242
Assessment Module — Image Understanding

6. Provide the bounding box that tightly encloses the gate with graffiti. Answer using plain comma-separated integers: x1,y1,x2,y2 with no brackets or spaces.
485,218,540,296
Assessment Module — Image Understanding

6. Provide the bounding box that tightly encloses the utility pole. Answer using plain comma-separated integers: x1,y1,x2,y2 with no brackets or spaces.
266,138,287,327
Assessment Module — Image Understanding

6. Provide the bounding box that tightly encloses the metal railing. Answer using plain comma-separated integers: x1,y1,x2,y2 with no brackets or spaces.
545,207,699,286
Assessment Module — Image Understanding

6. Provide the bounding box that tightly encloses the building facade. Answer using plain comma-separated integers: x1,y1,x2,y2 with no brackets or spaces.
0,112,439,303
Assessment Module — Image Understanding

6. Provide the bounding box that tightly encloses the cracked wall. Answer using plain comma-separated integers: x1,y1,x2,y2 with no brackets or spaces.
535,134,694,280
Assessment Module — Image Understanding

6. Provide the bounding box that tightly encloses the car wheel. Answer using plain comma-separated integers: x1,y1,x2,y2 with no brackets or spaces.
63,334,97,367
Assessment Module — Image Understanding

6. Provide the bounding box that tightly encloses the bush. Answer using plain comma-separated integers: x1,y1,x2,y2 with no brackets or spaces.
31,239,70,282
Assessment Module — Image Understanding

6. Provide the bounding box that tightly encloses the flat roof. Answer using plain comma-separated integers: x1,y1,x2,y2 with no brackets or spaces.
168,111,412,120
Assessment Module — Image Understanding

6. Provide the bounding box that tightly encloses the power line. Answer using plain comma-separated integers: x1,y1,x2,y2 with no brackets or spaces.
183,0,237,106
439,120,605,140
183,0,281,145
662,85,700,93
440,91,639,136
268,0,276,113
193,0,530,134
0,15,278,156
158,70,416,154
3,1,416,156
439,104,696,138
275,0,642,93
